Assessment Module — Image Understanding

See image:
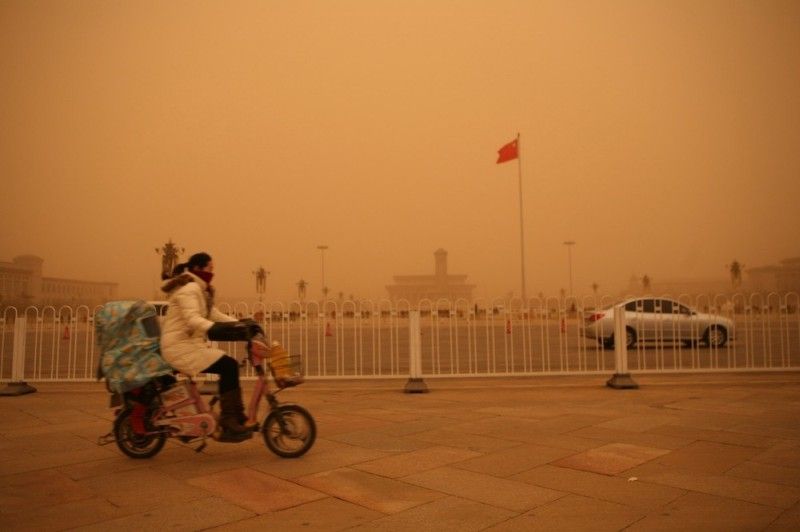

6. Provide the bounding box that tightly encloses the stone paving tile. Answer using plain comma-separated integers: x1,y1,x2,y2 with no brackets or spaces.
663,398,769,417
483,493,645,531
352,446,481,478
409,428,523,453
2,376,799,530
252,440,392,479
402,466,565,512
348,495,516,531
594,413,679,433
729,423,800,441
372,416,462,437
0,496,127,531
725,461,800,488
751,441,800,469
645,423,787,448
313,412,394,436
78,467,210,510
327,428,434,452
766,502,800,531
187,467,326,514
553,442,670,475
0,469,95,514
568,425,692,450
451,443,574,478
519,432,605,452
476,405,567,419
57,445,199,480
0,446,120,476
156,445,280,480
445,415,541,438
626,491,782,531
296,467,447,514
651,440,762,475
623,461,800,509
2,429,109,455
0,411,50,431
208,496,384,531
520,413,615,434
661,408,751,431
72,496,254,532
351,408,423,423
5,419,109,440
512,464,685,510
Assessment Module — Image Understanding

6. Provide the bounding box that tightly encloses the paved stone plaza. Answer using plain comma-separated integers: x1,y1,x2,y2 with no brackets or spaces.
1,373,799,531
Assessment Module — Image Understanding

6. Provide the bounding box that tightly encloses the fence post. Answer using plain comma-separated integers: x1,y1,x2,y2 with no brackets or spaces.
606,304,638,389
404,310,428,393
0,317,37,396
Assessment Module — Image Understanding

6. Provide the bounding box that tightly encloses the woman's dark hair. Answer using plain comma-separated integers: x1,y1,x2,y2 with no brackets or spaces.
171,252,212,277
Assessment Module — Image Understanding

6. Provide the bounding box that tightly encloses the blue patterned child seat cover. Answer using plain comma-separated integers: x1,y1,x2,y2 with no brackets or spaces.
95,300,173,393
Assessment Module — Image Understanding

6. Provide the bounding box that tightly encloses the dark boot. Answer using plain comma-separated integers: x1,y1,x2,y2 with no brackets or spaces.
217,389,252,442
231,390,258,430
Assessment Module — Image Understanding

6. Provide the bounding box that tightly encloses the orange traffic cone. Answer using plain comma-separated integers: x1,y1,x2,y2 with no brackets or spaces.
325,322,333,337
505,319,512,334
62,325,70,340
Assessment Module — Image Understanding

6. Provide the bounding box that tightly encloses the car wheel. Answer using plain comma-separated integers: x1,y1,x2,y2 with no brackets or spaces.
625,327,637,349
703,325,727,348
601,328,636,350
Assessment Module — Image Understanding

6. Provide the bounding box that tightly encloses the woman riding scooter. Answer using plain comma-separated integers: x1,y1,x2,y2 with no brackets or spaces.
160,252,257,441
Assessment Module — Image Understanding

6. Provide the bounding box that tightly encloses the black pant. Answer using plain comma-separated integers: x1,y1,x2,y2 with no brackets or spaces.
202,355,239,394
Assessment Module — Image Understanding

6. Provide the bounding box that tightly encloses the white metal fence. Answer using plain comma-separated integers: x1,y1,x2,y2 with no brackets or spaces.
1,293,799,384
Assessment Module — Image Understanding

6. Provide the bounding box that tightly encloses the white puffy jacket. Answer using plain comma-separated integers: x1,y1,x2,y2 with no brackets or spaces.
159,272,237,376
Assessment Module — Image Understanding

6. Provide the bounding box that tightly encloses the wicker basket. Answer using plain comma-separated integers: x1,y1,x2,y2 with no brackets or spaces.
268,343,304,388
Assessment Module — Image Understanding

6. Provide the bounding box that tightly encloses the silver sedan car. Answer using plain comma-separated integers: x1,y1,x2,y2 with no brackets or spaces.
583,297,733,349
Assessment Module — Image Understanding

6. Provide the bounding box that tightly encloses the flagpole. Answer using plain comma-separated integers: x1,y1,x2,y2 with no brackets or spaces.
516,132,527,305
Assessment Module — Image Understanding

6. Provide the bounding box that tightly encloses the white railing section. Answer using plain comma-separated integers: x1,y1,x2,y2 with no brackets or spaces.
1,293,799,383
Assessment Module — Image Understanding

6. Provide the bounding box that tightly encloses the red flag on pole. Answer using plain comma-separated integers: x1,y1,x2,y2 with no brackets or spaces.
496,138,518,164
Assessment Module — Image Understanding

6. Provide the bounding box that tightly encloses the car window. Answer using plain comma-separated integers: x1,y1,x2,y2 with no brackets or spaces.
659,300,673,314
678,304,691,315
642,299,655,313
624,301,638,311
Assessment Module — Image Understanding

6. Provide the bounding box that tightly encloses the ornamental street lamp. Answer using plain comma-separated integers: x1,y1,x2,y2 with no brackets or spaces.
156,239,184,279
563,240,576,297
316,245,329,301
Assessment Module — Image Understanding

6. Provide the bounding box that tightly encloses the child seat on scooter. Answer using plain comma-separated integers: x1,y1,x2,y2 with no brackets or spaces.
95,300,173,393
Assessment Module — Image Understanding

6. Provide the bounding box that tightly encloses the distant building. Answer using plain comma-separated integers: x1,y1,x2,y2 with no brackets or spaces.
624,275,730,296
747,257,800,294
386,249,475,304
0,255,117,307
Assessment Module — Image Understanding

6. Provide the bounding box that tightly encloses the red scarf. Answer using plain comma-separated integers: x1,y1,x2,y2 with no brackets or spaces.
194,270,214,285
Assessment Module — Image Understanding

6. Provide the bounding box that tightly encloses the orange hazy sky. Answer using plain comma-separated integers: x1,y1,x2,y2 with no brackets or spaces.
2,0,799,301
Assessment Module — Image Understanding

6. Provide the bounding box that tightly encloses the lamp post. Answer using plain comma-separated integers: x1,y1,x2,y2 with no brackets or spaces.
253,266,269,302
155,239,184,280
563,240,576,297
316,245,329,301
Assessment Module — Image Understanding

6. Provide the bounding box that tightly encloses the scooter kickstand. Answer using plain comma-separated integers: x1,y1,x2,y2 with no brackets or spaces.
195,436,207,453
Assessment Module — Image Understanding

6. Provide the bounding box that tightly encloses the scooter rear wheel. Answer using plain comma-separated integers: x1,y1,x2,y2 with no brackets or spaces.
261,404,316,458
113,408,166,459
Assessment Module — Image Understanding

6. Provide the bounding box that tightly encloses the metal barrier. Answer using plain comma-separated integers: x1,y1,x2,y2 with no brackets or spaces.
1,293,798,386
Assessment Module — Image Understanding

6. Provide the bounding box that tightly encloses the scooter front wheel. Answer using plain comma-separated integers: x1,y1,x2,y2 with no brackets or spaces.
261,404,316,458
113,408,166,459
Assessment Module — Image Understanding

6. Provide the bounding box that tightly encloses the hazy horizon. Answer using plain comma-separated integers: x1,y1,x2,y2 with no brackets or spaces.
2,0,798,302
